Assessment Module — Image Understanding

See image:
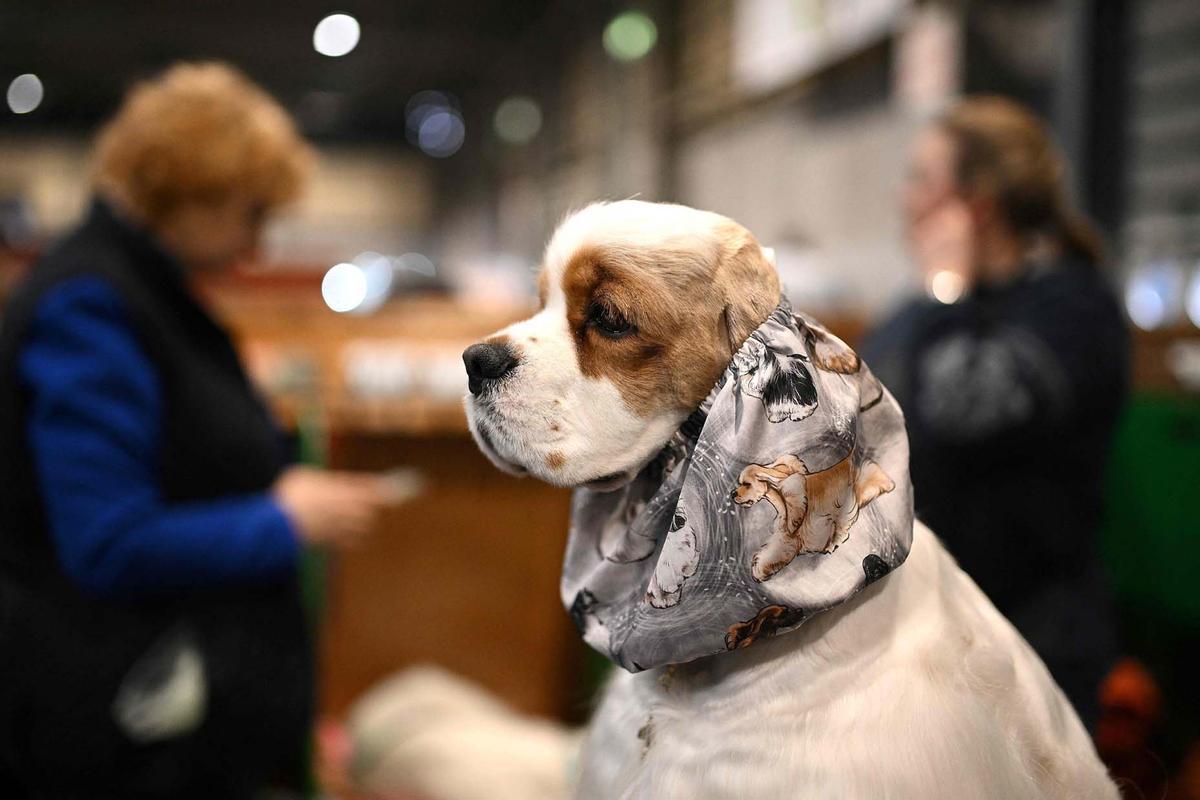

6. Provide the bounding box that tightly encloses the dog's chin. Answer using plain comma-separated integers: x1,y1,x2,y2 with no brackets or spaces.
465,410,528,478
469,433,634,490
465,400,670,490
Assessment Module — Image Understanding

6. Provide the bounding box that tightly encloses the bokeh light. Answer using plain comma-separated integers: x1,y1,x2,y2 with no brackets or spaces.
406,91,465,157
1126,284,1166,331
397,251,436,276
406,90,454,124
7,74,44,114
928,270,965,304
493,96,542,144
354,251,394,314
313,13,360,57
1125,260,1184,331
418,111,465,157
322,262,368,313
1186,265,1200,328
603,11,657,62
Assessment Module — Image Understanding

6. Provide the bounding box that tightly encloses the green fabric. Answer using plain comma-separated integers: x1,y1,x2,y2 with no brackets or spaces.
1101,393,1200,625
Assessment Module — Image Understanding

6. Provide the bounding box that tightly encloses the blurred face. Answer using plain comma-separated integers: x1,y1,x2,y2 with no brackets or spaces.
156,196,267,272
903,126,959,234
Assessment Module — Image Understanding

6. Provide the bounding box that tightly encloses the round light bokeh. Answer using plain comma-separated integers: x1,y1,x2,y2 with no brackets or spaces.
493,96,542,145
418,111,465,157
7,74,44,114
603,11,657,62
1126,283,1166,330
354,251,395,314
928,270,965,304
405,90,465,157
397,251,436,276
322,262,368,313
313,13,360,57
1186,265,1200,328
405,90,454,123
1125,260,1185,331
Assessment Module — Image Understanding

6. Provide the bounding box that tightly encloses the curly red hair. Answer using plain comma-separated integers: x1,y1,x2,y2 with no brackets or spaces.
92,62,313,222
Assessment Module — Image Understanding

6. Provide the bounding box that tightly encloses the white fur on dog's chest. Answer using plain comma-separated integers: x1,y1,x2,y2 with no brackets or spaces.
574,524,1118,800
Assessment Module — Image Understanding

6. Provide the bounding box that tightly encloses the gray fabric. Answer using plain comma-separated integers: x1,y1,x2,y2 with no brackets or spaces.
561,298,914,671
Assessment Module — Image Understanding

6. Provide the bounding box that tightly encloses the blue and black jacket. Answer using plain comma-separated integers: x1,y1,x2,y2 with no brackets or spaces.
0,197,312,798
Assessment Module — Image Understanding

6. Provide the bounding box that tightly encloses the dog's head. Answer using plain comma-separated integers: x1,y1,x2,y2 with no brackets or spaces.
732,456,805,505
733,335,817,423
463,200,780,488
732,470,771,506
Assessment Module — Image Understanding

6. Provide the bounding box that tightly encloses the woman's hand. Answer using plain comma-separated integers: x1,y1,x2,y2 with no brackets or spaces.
273,466,389,549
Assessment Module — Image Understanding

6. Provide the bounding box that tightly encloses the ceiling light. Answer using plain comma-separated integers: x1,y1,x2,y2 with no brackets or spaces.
7,74,43,114
313,13,360,57
603,11,657,62
493,96,542,144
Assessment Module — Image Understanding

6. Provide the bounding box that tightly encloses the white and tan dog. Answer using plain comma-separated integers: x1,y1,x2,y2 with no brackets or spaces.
463,200,1117,799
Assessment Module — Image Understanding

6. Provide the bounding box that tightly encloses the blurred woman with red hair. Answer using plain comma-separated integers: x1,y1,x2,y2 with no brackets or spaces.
0,63,387,797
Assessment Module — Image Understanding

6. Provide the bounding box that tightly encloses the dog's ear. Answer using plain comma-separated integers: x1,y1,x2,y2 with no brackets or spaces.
740,465,779,490
760,472,788,489
715,227,780,356
720,305,741,359
779,473,809,523
760,356,817,413
764,455,806,477
801,314,861,374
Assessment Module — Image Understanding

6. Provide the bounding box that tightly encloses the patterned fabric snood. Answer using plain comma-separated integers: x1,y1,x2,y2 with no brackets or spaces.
561,298,915,671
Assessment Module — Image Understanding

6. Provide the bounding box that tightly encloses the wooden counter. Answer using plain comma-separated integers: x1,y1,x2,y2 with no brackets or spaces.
319,431,581,720
210,285,588,721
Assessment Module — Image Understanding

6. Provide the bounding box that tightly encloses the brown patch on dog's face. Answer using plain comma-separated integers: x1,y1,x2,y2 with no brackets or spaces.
559,229,779,418
545,450,565,470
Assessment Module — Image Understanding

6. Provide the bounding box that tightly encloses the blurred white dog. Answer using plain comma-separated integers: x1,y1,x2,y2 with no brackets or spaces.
345,666,580,800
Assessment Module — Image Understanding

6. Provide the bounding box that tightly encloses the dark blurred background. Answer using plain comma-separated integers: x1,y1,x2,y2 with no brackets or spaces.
0,1,1197,798
1,0,1196,318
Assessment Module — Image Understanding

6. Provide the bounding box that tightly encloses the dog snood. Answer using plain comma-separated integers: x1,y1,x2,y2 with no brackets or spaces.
561,297,915,671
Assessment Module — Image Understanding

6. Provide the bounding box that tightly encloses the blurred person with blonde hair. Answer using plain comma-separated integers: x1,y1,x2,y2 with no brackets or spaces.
0,63,388,798
862,96,1129,729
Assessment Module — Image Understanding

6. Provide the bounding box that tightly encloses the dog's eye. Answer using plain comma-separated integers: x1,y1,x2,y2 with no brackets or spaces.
587,302,634,339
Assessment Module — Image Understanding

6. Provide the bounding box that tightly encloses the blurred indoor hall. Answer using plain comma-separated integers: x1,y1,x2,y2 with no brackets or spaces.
0,2,1197,798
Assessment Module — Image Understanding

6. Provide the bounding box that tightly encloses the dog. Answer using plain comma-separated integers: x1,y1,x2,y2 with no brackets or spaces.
644,508,698,609
463,200,1117,798
732,335,819,422
733,453,895,581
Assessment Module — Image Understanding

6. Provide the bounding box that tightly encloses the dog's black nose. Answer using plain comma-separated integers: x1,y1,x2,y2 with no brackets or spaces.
463,342,518,395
